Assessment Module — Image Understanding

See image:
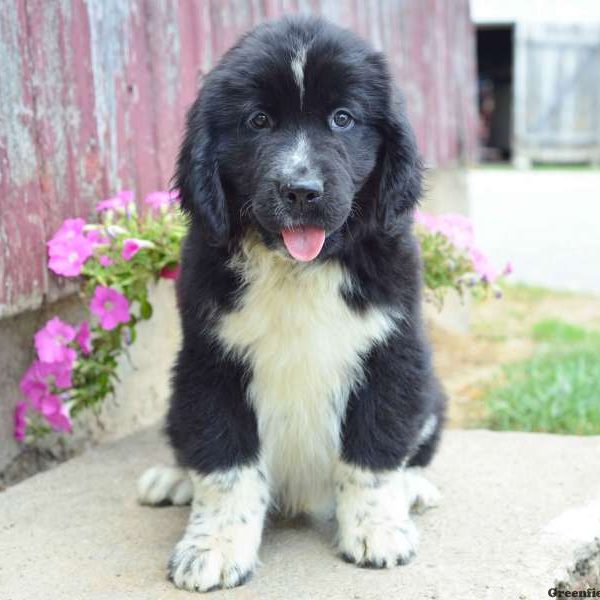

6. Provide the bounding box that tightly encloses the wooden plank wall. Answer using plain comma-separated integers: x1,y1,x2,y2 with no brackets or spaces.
513,22,600,166
0,0,477,317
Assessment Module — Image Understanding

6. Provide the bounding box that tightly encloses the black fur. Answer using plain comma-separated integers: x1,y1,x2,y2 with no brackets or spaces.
167,16,445,479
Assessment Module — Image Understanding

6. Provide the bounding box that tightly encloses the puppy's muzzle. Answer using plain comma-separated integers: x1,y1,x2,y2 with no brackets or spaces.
279,179,324,207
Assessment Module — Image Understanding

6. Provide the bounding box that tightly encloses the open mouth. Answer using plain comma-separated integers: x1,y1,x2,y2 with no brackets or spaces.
281,226,326,262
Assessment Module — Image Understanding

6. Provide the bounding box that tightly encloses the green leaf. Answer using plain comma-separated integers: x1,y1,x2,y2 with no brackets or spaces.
140,300,153,320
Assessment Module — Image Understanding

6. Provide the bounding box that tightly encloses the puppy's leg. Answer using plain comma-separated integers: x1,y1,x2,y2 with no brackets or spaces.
168,464,269,592
406,403,445,513
335,462,417,568
337,325,446,568
165,345,265,591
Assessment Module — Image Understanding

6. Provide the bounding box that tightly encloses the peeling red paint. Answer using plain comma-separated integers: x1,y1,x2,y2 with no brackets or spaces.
0,0,476,317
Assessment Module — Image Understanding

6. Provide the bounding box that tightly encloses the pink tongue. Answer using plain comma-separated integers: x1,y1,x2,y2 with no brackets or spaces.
281,226,326,262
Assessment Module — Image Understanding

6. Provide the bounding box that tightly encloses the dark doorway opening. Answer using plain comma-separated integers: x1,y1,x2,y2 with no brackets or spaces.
476,26,514,162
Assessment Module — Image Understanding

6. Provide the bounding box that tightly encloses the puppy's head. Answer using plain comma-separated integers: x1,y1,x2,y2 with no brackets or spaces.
176,17,422,260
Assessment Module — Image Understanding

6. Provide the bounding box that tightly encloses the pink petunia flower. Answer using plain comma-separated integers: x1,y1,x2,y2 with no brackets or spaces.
47,218,94,277
48,218,86,247
48,237,93,277
85,229,110,247
415,210,507,283
122,238,153,261
47,405,73,432
20,360,73,408
34,317,77,364
414,210,438,231
20,364,51,406
39,395,72,433
96,197,122,212
14,402,28,442
160,264,181,280
90,286,131,330
144,189,180,211
118,190,134,203
437,215,474,250
98,255,113,267
469,247,498,282
38,394,61,417
415,211,475,249
75,321,92,355
144,191,170,210
96,190,134,212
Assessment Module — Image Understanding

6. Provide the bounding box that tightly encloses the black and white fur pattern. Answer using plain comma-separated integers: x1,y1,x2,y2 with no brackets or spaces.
138,17,446,592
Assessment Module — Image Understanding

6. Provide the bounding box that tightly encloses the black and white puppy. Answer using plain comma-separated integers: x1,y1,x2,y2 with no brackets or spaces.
138,16,446,593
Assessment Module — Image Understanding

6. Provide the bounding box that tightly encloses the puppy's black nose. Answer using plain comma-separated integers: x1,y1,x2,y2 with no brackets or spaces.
281,180,323,205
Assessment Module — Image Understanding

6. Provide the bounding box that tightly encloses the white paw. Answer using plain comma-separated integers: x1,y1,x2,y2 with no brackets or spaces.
168,466,269,592
338,515,418,568
405,468,441,514
168,523,258,592
335,462,418,569
137,465,193,506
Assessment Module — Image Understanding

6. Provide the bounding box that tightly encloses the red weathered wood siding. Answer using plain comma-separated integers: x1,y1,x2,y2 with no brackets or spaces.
0,0,476,317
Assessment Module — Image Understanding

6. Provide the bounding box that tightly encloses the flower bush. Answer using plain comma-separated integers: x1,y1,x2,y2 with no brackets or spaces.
14,197,506,443
414,210,511,306
15,189,185,442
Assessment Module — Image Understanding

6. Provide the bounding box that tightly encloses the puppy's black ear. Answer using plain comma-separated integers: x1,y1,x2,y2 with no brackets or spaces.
377,92,423,230
175,98,229,245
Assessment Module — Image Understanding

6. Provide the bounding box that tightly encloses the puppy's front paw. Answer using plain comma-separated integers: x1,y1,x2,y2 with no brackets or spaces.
338,515,418,568
168,466,268,592
335,462,418,569
168,532,256,592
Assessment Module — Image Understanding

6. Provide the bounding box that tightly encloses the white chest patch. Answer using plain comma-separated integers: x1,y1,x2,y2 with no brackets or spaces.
217,236,397,516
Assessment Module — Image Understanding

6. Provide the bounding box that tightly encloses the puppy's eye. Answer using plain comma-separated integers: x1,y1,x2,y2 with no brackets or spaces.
331,110,354,130
248,111,271,130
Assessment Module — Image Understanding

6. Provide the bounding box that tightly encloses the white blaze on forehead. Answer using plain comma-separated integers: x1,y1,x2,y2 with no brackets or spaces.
291,45,308,107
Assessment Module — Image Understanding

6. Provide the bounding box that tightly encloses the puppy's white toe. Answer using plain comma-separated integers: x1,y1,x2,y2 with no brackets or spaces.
137,465,193,506
406,468,441,513
338,515,418,568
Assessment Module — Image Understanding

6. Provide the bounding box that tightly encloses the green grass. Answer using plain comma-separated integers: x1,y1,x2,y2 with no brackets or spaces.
483,319,600,435
532,319,600,345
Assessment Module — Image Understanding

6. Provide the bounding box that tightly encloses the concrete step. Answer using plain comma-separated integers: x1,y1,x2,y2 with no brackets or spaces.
1,427,599,600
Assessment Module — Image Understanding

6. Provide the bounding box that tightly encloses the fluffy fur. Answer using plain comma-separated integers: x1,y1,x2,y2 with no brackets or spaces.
219,233,398,517
139,16,447,592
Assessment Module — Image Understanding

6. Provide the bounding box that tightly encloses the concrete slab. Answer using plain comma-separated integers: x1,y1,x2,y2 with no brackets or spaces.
1,427,599,600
